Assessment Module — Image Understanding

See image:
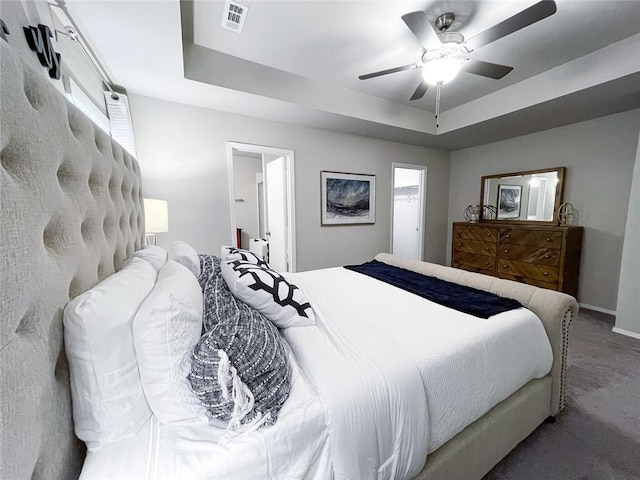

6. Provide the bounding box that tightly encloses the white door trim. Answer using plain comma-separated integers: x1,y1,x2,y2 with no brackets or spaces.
226,141,297,272
390,163,427,261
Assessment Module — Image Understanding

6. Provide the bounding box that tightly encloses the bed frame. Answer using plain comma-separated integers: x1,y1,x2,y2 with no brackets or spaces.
376,253,576,480
1,41,145,479
0,41,577,480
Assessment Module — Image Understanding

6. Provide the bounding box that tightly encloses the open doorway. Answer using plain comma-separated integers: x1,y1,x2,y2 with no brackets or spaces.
391,163,426,261
227,142,296,273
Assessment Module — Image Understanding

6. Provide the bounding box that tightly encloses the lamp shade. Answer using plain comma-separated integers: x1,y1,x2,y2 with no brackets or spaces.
144,198,168,233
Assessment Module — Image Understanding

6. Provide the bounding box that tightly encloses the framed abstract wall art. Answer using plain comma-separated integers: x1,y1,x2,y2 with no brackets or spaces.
321,171,375,225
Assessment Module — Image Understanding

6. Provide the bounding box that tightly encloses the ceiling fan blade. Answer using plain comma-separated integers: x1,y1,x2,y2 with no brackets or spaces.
466,0,557,49
462,59,513,79
359,63,417,80
410,81,429,101
402,11,439,49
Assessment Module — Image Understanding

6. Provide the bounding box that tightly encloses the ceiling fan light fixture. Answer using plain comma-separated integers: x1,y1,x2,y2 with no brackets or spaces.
422,57,462,85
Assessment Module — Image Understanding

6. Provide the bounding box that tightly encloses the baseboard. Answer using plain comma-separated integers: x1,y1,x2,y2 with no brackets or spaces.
579,303,616,316
612,327,640,340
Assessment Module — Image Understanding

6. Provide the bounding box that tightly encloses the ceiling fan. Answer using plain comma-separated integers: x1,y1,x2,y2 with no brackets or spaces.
359,0,558,102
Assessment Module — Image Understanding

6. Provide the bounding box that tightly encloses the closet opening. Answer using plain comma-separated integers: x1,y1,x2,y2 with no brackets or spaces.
391,163,426,261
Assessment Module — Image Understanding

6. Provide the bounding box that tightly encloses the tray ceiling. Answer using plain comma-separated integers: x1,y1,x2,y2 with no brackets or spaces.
67,0,640,149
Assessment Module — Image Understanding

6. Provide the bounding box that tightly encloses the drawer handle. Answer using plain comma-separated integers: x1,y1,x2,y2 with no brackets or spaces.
503,264,508,269
506,234,511,238
543,271,548,276
504,249,509,253
457,242,462,247
546,237,552,242
485,247,490,252
486,233,491,237
545,255,550,259
485,261,490,265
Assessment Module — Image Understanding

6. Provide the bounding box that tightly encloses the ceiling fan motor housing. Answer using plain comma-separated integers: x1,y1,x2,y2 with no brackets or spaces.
438,31,464,45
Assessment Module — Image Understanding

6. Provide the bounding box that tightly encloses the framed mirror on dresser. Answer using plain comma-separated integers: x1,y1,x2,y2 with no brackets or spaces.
453,167,583,298
480,167,565,224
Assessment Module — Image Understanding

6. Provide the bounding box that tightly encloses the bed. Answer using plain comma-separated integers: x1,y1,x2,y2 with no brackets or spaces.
0,40,578,480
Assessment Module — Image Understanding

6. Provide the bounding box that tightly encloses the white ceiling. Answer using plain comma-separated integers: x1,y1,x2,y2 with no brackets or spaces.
66,0,640,150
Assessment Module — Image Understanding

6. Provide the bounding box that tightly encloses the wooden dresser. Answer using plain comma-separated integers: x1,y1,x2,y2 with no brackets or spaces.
452,222,583,297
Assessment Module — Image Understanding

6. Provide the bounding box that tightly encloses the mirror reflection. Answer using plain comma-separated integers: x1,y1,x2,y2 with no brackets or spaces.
481,167,565,222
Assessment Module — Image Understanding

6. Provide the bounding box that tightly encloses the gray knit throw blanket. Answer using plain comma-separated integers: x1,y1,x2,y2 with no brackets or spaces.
189,255,291,430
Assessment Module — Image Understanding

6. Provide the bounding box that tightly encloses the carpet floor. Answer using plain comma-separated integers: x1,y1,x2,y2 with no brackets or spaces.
482,309,640,480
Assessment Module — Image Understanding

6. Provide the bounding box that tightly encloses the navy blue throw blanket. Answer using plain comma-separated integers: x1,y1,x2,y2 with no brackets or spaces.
344,260,522,319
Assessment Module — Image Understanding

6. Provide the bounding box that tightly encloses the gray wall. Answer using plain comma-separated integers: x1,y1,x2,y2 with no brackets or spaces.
615,129,640,336
0,0,105,110
448,109,640,311
129,94,451,272
0,1,52,74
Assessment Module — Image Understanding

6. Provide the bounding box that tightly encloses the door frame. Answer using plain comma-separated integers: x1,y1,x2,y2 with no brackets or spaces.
390,163,427,261
227,141,297,272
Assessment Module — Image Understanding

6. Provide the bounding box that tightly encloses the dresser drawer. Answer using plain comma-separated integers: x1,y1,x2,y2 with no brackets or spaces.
498,260,559,283
498,273,558,291
499,229,563,248
455,264,498,276
498,244,560,266
453,238,497,256
454,225,498,242
453,252,495,271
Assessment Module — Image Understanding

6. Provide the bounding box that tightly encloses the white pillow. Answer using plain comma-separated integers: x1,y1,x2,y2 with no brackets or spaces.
220,259,315,328
63,257,156,450
132,260,209,425
168,240,200,278
132,244,167,272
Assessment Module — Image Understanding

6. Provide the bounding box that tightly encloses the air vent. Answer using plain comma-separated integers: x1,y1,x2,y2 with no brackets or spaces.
222,0,248,33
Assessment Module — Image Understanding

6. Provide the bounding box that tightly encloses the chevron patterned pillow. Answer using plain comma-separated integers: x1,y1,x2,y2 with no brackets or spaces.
220,257,315,329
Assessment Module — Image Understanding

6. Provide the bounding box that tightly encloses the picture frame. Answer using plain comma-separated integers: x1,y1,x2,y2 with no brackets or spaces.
497,184,522,219
321,171,375,225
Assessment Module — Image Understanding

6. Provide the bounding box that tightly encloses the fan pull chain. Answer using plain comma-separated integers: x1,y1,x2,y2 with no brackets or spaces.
435,82,442,129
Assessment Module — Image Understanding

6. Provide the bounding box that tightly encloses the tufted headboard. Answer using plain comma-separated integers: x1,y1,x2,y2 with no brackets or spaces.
1,42,145,479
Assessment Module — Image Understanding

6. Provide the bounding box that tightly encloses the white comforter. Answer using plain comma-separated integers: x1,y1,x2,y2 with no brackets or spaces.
285,267,553,459
81,265,553,480
283,274,429,479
